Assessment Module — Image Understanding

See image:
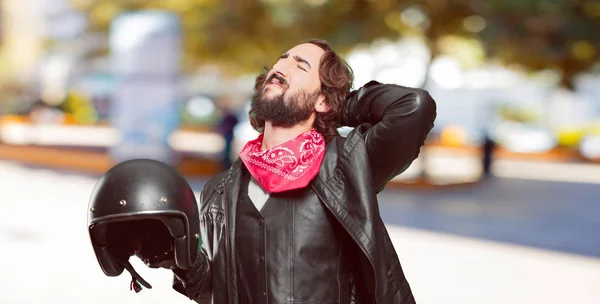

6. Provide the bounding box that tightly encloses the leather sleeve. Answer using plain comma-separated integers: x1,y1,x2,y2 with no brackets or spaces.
342,80,437,192
172,190,221,303
172,251,212,303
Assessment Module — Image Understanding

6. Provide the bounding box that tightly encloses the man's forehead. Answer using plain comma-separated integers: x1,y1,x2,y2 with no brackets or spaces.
284,43,325,66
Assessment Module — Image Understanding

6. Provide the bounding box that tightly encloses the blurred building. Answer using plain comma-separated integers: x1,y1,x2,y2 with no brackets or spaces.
1,0,46,83
0,1,3,45
0,0,86,83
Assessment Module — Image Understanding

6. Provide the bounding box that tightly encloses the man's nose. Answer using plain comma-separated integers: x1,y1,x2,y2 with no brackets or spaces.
268,69,288,86
271,68,287,80
272,62,290,78
274,70,286,78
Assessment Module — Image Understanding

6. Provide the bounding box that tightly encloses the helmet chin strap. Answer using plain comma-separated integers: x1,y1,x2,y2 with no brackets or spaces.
120,259,152,293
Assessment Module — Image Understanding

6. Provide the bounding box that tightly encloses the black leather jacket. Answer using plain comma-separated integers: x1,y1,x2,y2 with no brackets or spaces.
172,81,437,304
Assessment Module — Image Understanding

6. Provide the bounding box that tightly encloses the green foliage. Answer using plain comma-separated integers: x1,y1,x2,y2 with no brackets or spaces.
476,0,600,87
69,0,599,86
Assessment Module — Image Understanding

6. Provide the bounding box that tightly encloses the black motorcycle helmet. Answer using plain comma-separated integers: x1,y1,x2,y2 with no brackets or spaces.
87,158,200,292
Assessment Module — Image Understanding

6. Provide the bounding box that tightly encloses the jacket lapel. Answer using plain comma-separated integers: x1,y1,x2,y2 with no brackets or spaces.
311,135,379,302
221,158,243,304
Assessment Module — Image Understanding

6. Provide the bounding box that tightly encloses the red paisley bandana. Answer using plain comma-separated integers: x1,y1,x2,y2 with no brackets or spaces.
239,129,326,193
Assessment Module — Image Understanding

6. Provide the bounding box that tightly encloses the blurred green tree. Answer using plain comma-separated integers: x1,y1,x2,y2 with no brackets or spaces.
476,0,600,88
70,0,599,87
71,0,405,75
391,0,600,88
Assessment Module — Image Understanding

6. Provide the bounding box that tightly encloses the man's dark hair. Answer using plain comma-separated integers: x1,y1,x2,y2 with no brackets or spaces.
249,39,354,142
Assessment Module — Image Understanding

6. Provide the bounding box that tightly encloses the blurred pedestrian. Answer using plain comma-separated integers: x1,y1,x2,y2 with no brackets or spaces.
215,97,239,169
482,130,496,179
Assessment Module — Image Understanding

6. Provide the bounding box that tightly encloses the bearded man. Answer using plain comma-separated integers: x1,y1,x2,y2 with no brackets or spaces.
169,39,437,304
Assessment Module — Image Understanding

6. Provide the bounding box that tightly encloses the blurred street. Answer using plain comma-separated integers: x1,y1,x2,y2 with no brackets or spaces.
1,161,599,304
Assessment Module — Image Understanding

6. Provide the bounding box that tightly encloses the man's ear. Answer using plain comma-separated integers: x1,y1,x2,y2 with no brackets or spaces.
314,94,329,113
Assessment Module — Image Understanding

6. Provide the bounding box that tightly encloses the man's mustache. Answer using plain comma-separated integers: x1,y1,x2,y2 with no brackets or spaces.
266,73,288,88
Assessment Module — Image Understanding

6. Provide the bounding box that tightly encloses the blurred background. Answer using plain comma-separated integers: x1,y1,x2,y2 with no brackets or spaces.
0,0,599,303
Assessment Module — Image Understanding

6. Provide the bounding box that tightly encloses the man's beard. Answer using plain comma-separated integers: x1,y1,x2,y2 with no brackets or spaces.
251,83,321,128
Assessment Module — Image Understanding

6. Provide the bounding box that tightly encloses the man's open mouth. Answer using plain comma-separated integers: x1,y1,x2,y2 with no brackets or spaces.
267,74,287,89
